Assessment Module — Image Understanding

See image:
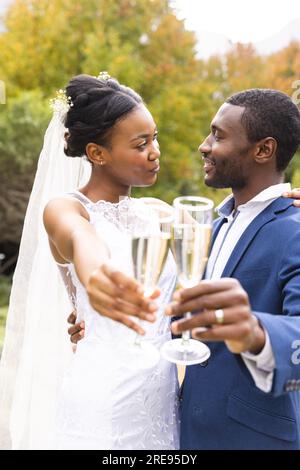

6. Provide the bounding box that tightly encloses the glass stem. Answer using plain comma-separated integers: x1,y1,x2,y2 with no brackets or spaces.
181,312,192,346
134,333,142,347
134,317,144,347
134,288,151,347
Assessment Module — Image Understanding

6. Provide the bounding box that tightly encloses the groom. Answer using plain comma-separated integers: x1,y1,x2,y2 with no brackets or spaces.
69,88,300,449
166,88,300,449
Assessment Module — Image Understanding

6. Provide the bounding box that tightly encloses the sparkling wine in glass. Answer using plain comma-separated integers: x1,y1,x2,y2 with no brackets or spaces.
129,199,174,369
161,196,214,366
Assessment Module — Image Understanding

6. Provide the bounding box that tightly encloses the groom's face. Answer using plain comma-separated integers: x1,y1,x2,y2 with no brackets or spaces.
199,103,255,189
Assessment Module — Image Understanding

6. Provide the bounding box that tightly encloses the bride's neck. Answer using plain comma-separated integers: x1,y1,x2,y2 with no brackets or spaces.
79,173,131,204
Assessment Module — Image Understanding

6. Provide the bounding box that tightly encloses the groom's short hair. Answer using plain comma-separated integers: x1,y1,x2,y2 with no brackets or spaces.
226,89,300,171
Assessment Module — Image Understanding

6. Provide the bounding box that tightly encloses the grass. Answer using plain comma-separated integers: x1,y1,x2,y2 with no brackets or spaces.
0,305,8,349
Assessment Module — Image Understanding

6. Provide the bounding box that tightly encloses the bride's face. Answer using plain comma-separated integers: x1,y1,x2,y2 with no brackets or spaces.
100,104,161,187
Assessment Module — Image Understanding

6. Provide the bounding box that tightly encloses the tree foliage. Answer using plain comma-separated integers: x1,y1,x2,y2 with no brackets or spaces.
0,91,50,244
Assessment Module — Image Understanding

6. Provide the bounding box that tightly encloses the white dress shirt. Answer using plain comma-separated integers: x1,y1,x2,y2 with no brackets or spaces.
205,183,291,392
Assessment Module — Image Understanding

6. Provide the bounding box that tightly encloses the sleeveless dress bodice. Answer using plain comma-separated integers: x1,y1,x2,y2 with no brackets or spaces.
55,192,180,450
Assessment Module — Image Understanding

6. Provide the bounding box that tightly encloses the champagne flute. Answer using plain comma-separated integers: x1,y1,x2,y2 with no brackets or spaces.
161,196,214,366
128,198,174,369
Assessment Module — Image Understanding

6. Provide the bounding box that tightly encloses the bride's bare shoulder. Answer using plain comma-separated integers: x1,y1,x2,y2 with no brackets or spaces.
43,197,91,264
44,196,89,219
44,196,89,220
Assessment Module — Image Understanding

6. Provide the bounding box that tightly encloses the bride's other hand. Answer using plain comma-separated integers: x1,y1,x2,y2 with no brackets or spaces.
282,188,300,206
86,263,160,335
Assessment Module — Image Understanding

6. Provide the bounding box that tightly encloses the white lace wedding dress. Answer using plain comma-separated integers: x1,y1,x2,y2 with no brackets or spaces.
54,191,180,450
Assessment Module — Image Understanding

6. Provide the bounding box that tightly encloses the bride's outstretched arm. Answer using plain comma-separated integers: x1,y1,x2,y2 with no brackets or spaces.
43,197,159,334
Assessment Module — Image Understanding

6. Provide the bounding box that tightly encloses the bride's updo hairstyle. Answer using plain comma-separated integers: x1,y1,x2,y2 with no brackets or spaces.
64,74,143,158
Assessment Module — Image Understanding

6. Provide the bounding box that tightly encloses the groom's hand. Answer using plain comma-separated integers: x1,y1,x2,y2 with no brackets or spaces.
165,278,265,354
86,263,160,335
282,187,300,207
67,311,85,344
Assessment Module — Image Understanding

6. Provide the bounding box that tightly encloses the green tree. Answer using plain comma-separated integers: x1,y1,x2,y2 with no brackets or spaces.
265,41,300,93
225,43,266,92
0,0,172,95
0,90,50,244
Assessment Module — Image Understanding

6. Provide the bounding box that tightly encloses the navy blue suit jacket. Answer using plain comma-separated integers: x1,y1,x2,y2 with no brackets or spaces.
180,197,300,449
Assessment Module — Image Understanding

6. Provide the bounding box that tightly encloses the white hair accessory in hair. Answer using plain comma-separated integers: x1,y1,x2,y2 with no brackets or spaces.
97,71,111,81
50,89,73,122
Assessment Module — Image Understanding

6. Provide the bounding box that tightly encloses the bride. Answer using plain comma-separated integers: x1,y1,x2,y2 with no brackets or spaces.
0,73,179,450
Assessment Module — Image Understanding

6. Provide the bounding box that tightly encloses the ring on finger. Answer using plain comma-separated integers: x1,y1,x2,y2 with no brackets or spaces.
214,308,224,324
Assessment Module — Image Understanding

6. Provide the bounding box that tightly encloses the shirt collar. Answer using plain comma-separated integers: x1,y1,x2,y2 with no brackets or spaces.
217,183,291,217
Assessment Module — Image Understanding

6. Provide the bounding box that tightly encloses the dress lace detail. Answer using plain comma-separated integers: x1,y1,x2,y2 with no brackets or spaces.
54,192,180,450
77,193,158,237
86,197,132,230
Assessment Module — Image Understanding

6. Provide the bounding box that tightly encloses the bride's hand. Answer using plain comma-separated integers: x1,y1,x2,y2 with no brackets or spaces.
282,188,300,206
86,263,160,335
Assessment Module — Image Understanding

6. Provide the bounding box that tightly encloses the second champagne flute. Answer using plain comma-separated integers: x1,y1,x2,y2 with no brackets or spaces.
161,196,214,366
129,199,174,369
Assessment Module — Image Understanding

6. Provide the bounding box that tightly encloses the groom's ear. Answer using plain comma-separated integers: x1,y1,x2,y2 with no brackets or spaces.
85,143,107,166
253,137,277,165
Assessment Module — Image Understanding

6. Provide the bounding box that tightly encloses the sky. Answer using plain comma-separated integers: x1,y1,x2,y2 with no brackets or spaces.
173,0,300,43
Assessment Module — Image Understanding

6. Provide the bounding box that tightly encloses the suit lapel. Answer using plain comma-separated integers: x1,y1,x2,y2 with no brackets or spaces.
211,217,228,248
202,217,228,279
221,197,293,278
